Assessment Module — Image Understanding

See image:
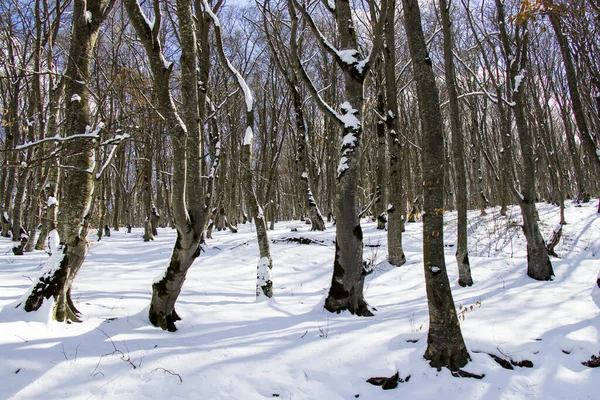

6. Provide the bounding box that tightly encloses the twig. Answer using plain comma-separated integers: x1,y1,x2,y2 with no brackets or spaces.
152,368,183,383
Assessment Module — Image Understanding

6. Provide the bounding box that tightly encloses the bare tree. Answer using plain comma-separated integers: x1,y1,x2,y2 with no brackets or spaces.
19,0,118,322
402,0,470,369
438,0,473,286
286,0,387,316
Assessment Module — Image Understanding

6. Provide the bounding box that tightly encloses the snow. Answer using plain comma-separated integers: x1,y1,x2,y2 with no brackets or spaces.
337,156,349,177
1,201,600,399
70,94,81,103
47,229,60,255
428,265,441,273
243,127,253,146
514,70,525,93
141,11,154,31
256,257,272,299
339,101,360,129
341,132,357,148
337,49,360,66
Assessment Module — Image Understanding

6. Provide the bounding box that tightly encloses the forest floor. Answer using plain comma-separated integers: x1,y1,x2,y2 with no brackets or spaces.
1,200,600,399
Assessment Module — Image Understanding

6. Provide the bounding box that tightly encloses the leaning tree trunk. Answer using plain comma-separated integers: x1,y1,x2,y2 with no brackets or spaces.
513,73,554,280
123,0,215,330
439,0,473,286
402,0,470,370
549,12,600,193
20,0,115,322
494,0,554,280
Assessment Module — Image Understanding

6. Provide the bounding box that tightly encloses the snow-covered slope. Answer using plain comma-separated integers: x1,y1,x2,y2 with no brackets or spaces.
1,200,599,399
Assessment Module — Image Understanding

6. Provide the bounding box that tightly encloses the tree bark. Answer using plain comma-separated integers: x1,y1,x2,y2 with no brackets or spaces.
123,0,216,330
402,0,470,370
287,0,388,316
206,1,273,298
549,12,600,190
382,0,406,266
439,0,473,286
21,0,116,322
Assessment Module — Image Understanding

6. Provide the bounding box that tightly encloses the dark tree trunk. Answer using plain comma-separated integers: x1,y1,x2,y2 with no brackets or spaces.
382,0,406,266
402,0,470,370
494,0,554,280
439,0,473,286
549,13,600,182
288,0,388,316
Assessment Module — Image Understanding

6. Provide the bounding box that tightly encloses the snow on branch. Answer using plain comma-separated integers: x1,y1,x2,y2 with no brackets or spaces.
452,51,498,104
96,133,131,180
203,0,253,113
290,0,387,77
15,131,100,150
287,0,344,127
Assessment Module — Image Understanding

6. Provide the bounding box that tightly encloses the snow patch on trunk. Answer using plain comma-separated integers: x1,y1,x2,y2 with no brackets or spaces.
48,229,60,255
243,127,253,146
256,257,272,300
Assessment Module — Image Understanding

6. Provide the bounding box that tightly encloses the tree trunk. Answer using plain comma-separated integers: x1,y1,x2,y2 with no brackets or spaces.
439,0,473,286
206,1,273,298
549,13,600,182
382,0,406,266
402,0,470,370
494,0,554,280
287,0,380,316
468,99,488,216
124,0,218,330
374,71,388,231
513,81,554,280
294,92,326,231
142,131,155,242
20,0,115,322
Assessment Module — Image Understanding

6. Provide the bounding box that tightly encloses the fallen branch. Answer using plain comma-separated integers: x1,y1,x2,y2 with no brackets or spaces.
271,237,329,246
152,367,183,382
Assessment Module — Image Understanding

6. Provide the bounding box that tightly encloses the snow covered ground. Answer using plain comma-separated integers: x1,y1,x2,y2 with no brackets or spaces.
1,200,599,399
